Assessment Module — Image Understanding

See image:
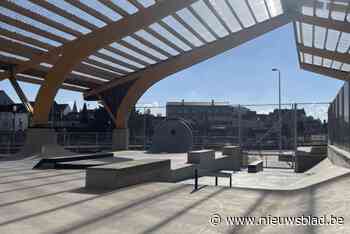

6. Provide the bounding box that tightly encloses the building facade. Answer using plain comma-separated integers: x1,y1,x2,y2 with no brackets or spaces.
0,104,28,131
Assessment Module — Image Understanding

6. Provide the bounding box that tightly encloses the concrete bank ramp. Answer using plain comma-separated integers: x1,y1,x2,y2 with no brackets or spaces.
180,158,350,191
287,158,350,190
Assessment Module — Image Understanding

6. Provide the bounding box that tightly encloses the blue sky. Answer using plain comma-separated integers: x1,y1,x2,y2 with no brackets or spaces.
0,23,344,117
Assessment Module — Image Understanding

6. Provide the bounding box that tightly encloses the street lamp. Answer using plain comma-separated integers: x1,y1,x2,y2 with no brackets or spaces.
272,68,282,153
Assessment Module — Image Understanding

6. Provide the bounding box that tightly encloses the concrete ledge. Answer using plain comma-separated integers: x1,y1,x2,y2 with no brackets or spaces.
170,164,196,182
222,146,240,156
222,146,242,170
278,154,294,162
187,150,215,165
248,160,263,173
295,147,327,173
328,145,350,169
171,152,243,182
86,159,171,189
16,128,75,159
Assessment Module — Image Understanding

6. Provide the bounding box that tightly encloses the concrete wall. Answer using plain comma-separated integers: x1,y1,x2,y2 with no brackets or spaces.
295,147,327,173
170,155,238,182
328,145,350,169
171,148,242,182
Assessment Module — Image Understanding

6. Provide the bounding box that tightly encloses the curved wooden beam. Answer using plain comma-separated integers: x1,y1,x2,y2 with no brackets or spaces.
32,0,196,126
114,14,291,128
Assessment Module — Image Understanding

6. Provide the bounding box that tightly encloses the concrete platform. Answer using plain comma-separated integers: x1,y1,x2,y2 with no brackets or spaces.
0,157,349,233
112,151,244,182
86,159,171,189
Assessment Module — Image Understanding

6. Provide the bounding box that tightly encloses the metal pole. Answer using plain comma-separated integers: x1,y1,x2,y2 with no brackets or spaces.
293,103,298,169
194,168,198,190
294,103,298,151
238,105,242,147
278,70,282,154
12,110,16,151
144,107,146,150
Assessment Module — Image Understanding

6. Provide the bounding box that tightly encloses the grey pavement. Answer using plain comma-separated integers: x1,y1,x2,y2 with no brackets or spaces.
0,152,348,233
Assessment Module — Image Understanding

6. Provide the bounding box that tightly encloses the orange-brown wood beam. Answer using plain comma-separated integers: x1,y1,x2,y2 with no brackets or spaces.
301,63,349,81
299,44,350,64
32,0,197,126
111,14,292,128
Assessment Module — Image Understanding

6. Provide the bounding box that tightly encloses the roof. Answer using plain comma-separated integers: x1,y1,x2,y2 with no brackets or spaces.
0,0,348,97
0,103,27,113
294,0,350,80
0,90,14,105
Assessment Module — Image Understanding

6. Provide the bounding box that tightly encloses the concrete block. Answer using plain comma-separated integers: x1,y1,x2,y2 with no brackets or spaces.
278,154,294,162
187,150,215,165
248,160,263,173
222,145,240,156
86,159,171,189
112,128,129,151
16,128,75,158
295,149,326,173
222,146,242,170
311,146,327,155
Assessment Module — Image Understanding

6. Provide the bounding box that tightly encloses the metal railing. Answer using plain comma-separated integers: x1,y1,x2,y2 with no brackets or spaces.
0,131,26,154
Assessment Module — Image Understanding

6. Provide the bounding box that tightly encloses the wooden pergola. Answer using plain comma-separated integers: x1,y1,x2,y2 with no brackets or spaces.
0,0,349,130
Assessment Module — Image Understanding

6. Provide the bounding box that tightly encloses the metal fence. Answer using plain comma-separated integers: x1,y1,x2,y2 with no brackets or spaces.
328,81,350,152
134,102,329,151
57,132,112,146
0,131,26,154
0,101,329,154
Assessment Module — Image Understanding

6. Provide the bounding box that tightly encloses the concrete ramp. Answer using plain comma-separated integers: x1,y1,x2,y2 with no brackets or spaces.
33,152,114,169
288,158,350,190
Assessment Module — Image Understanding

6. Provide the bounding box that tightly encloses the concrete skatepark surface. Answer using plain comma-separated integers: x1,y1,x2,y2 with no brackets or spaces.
0,151,349,233
112,150,231,170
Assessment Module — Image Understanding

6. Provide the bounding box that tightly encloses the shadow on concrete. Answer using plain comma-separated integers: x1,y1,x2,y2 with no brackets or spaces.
68,187,116,195
52,156,133,170
0,188,79,208
0,171,83,185
0,167,34,173
226,191,271,234
0,177,84,194
0,170,64,179
141,187,226,234
0,183,189,229
191,185,208,194
304,186,317,234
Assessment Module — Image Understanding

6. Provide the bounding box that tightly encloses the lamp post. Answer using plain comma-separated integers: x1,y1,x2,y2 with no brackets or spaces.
272,68,282,153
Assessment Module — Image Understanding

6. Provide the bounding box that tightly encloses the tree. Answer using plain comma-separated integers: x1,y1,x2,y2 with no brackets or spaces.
80,103,89,124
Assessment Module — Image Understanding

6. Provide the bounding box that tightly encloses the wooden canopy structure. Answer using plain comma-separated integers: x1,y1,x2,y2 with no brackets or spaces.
0,0,349,129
